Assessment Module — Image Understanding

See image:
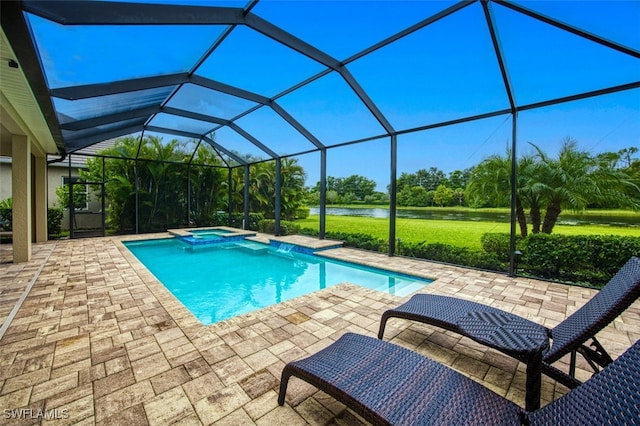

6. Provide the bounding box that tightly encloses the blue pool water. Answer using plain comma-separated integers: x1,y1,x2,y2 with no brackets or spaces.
191,229,233,237
124,238,432,324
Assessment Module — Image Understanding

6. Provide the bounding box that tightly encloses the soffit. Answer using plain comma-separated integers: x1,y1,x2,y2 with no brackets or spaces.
0,28,57,156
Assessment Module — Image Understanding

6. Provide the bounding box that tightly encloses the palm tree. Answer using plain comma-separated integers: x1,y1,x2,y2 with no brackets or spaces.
138,137,186,229
249,161,275,215
517,154,545,233
247,158,307,220
465,149,530,237
279,158,307,220
190,144,227,224
531,139,639,233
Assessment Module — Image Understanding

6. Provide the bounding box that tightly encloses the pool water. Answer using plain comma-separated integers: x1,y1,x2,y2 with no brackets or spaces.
124,238,432,324
190,229,233,237
176,228,244,245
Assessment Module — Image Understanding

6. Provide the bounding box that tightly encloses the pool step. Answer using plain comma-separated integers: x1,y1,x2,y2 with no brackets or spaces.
371,279,428,298
234,241,269,255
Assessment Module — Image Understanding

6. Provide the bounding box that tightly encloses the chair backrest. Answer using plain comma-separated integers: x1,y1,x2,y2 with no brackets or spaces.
545,256,640,363
530,339,640,424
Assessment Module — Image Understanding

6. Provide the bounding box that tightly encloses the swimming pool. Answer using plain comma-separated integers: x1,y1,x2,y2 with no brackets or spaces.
124,238,432,324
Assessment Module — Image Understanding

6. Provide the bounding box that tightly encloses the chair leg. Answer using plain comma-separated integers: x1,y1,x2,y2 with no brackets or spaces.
569,350,577,377
278,368,292,405
378,313,391,339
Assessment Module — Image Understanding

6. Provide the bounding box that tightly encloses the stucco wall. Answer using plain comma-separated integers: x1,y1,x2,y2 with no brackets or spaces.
0,161,11,203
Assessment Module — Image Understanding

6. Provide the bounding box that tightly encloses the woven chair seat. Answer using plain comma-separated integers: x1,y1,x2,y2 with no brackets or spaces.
279,333,640,425
279,333,523,426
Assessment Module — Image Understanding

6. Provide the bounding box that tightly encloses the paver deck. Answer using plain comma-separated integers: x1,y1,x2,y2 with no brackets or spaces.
0,234,638,425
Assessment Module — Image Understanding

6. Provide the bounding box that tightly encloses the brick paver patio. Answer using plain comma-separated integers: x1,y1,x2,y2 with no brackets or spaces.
0,234,638,425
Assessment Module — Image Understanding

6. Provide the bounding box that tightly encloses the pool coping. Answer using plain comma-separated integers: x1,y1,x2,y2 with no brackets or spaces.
167,227,345,254
168,226,257,239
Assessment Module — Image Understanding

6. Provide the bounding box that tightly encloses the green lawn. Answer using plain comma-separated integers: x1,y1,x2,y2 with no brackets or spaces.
296,215,640,250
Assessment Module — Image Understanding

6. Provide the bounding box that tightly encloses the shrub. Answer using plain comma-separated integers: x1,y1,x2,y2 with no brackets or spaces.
258,219,300,236
47,208,64,237
294,207,310,220
298,228,638,285
0,197,12,209
398,241,504,271
520,234,640,287
212,212,264,231
481,232,516,262
0,207,11,231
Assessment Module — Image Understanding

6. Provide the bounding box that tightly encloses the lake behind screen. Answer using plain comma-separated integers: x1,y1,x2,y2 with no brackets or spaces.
309,207,638,227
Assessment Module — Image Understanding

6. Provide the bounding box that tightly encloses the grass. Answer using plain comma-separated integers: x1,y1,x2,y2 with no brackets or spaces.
296,215,640,250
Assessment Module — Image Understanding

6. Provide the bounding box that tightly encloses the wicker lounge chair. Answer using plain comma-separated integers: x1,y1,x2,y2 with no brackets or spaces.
278,333,640,425
378,256,640,389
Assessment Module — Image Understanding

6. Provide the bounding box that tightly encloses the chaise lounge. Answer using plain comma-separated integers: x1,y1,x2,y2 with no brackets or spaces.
377,256,640,397
278,333,640,425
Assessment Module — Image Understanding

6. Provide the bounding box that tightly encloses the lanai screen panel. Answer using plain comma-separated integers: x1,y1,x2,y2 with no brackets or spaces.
53,87,176,124
252,1,460,61
234,107,317,157
347,2,510,132
190,142,227,167
277,72,387,146
397,115,514,179
518,90,640,156
196,26,326,98
25,14,226,89
492,4,640,105
148,113,217,136
512,0,640,52
62,118,147,148
165,84,258,122
213,126,273,163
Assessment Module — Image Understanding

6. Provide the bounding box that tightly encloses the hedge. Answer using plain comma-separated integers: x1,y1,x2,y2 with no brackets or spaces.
520,234,640,286
480,232,640,287
211,212,264,231
0,208,10,231
0,207,64,239
48,208,64,237
259,220,300,236
398,241,504,271
299,228,638,287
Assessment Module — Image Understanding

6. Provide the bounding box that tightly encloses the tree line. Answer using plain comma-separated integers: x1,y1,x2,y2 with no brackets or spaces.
307,140,638,235
71,136,638,235
307,175,388,205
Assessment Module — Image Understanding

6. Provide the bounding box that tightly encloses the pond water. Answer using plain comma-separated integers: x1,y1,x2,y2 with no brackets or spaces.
309,207,639,227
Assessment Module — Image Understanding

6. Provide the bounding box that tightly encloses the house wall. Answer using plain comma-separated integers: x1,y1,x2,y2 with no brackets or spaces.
47,164,71,208
2,160,104,231
0,161,11,202
2,160,80,209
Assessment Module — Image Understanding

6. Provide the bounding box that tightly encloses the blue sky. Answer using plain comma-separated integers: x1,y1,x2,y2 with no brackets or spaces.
27,0,640,190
